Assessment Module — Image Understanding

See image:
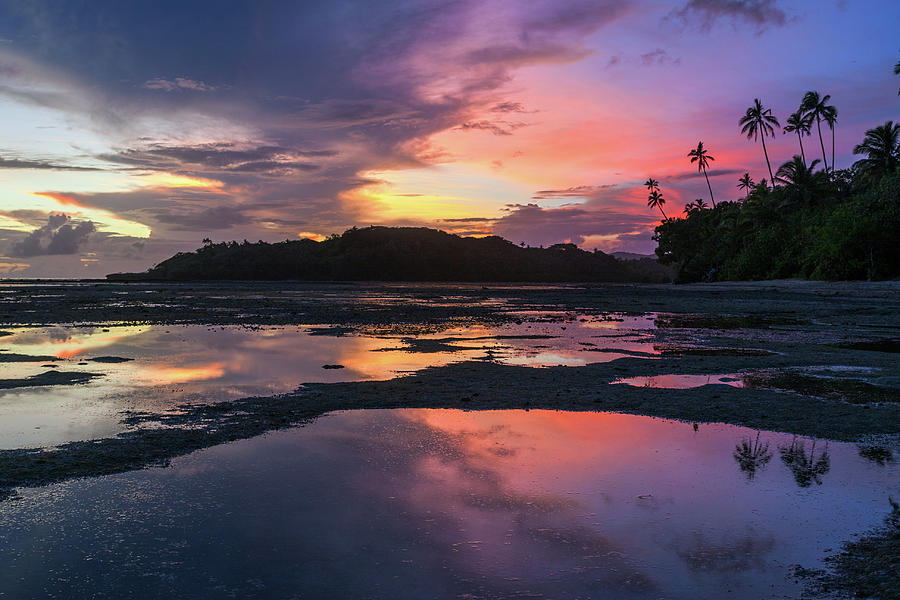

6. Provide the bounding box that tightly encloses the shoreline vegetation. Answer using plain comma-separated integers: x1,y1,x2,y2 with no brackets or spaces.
651,92,899,283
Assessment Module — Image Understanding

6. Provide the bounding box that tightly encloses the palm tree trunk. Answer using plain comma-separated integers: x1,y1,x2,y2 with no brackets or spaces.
658,206,668,221
816,116,828,171
702,166,716,207
760,134,774,187
797,132,806,166
831,127,835,174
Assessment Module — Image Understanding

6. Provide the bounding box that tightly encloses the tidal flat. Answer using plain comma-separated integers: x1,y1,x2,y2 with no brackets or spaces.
0,280,898,599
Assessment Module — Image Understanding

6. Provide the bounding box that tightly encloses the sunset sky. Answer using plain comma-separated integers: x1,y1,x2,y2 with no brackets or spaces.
0,0,897,277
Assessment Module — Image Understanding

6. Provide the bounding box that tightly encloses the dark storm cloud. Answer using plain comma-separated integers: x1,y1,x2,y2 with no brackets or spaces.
11,213,95,256
671,0,788,30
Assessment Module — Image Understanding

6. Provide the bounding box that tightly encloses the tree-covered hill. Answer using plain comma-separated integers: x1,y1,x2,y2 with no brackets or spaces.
108,227,665,282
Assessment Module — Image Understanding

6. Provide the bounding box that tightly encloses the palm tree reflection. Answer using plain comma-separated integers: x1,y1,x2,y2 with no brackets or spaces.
733,432,772,480
779,436,831,487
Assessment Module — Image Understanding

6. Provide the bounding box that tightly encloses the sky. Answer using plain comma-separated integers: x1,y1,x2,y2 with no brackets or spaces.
0,0,897,277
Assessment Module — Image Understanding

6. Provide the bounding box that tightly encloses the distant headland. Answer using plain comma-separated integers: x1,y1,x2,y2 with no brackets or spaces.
107,226,672,283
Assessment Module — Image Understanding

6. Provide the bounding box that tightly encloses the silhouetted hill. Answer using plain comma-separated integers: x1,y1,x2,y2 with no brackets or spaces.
108,227,643,282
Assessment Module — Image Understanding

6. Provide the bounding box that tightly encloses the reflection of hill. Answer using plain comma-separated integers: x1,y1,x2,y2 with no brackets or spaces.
107,227,663,282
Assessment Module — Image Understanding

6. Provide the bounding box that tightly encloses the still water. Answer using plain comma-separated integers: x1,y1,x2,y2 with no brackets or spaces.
0,409,895,599
0,316,657,448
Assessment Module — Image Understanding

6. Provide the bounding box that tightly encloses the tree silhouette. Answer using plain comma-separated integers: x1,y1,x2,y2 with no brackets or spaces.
737,173,754,199
688,141,716,207
801,91,836,172
775,155,827,208
739,99,780,187
645,177,660,193
895,58,900,95
733,432,772,480
824,107,838,173
683,198,707,215
783,110,812,166
647,188,668,220
852,120,900,183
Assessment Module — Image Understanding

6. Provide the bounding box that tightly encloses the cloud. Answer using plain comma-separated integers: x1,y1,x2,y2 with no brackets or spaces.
493,203,657,252
0,155,103,171
640,48,681,67
11,213,95,256
98,143,334,176
490,102,527,113
671,0,788,31
665,167,745,182
532,185,616,200
142,77,216,92
457,120,528,136
150,206,247,231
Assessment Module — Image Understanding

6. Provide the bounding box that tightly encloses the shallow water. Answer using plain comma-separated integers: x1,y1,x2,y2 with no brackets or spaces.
0,409,895,599
613,374,745,389
0,315,658,448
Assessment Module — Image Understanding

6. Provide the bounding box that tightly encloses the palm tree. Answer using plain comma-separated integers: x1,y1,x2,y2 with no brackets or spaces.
647,188,667,221
644,177,660,193
737,173,754,198
895,58,900,95
824,107,837,173
775,156,821,186
783,111,812,166
775,155,825,206
739,99,780,186
687,141,716,207
801,91,836,172
683,198,707,215
852,120,900,182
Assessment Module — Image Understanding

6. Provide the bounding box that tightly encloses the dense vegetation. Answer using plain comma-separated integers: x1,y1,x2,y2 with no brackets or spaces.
652,88,900,282
109,226,669,282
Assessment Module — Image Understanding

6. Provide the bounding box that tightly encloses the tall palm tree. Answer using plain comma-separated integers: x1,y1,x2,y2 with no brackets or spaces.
737,172,754,198
647,188,667,221
739,99,780,187
852,120,900,182
644,177,660,193
687,141,716,207
783,111,812,166
801,91,835,172
824,106,837,172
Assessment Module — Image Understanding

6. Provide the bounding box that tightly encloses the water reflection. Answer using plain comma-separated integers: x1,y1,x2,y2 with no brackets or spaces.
0,410,895,600
733,432,772,480
779,437,831,487
0,317,658,448
612,374,744,389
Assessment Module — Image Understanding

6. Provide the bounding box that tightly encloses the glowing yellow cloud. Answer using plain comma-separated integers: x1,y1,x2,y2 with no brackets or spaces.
141,172,224,190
